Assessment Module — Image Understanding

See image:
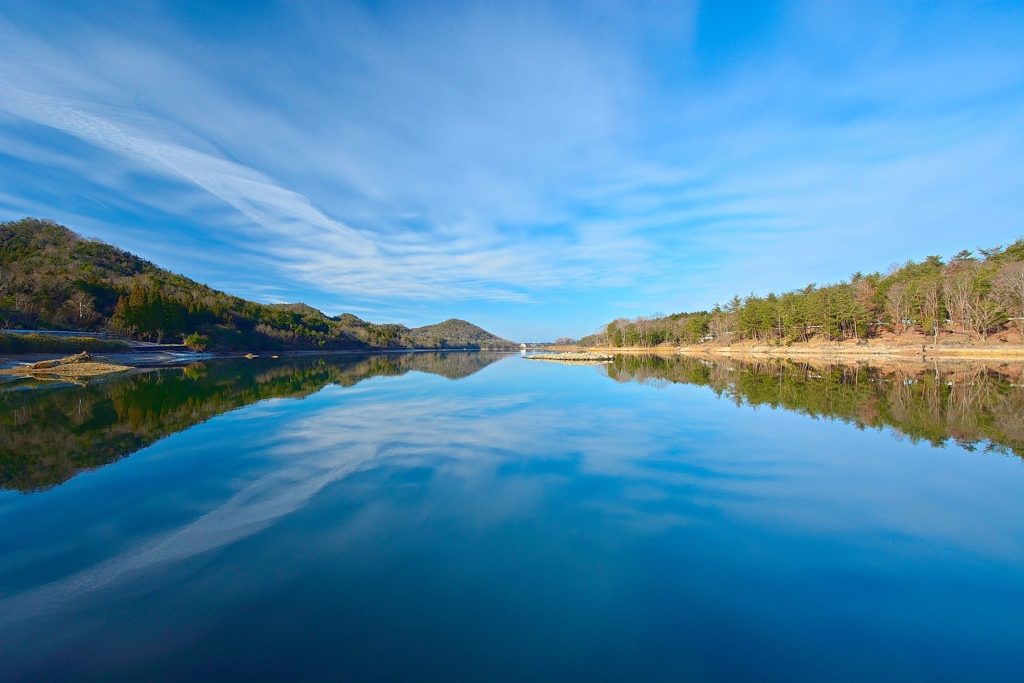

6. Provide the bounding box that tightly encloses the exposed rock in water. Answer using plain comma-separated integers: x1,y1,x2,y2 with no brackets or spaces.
28,351,93,369
2,352,132,379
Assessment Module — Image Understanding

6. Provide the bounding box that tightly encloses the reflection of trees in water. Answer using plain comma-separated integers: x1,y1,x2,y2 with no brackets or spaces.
993,390,1024,444
606,354,1024,458
0,352,507,493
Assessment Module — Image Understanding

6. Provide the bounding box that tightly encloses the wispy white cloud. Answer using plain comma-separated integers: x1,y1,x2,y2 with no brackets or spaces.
0,79,545,301
0,11,649,305
0,1,1022,336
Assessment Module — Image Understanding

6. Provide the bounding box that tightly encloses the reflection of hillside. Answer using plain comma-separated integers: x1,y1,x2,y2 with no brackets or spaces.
606,355,1024,458
401,351,511,379
0,352,507,492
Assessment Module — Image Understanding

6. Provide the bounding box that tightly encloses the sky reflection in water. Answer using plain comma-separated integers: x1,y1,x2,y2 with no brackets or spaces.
1,354,1023,682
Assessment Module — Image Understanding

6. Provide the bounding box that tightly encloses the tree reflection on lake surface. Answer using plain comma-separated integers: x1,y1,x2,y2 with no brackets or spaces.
605,354,1024,458
5,353,1023,494
0,352,507,492
1,353,1022,682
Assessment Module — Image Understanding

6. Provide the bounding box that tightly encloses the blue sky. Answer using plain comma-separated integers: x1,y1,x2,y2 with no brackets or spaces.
0,1,1022,341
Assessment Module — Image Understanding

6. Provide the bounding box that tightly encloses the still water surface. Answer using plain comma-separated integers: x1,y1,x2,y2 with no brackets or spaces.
1,352,1023,681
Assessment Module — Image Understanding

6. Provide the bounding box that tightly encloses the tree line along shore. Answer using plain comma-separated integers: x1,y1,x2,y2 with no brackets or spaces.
567,239,1024,358
0,218,516,353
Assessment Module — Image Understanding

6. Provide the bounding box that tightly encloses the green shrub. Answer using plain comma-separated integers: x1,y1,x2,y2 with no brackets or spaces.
183,332,209,351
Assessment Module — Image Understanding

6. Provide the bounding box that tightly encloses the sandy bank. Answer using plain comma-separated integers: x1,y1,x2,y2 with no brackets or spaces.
561,341,1024,363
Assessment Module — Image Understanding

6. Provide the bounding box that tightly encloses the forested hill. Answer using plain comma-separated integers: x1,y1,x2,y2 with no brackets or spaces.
0,218,516,351
578,239,1024,348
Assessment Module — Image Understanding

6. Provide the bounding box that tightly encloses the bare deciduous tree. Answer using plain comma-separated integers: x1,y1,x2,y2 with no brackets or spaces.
943,262,978,335
970,299,1002,341
886,282,913,335
852,278,875,340
63,290,100,329
992,262,1024,336
708,307,728,341
919,279,942,343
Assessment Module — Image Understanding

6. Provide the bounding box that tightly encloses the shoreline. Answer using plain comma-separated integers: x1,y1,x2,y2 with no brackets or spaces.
549,342,1024,363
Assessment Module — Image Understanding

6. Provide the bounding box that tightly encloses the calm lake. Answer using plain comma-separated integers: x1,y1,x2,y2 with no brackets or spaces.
1,352,1023,682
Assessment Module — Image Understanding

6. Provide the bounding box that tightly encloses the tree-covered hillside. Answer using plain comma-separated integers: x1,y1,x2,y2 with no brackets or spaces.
0,218,516,351
580,240,1024,347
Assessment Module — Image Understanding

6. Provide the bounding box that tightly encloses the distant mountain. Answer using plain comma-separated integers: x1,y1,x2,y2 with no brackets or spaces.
0,218,517,351
409,319,512,349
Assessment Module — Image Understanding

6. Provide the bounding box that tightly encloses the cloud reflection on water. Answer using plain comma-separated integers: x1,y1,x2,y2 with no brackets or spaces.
2,356,1023,628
